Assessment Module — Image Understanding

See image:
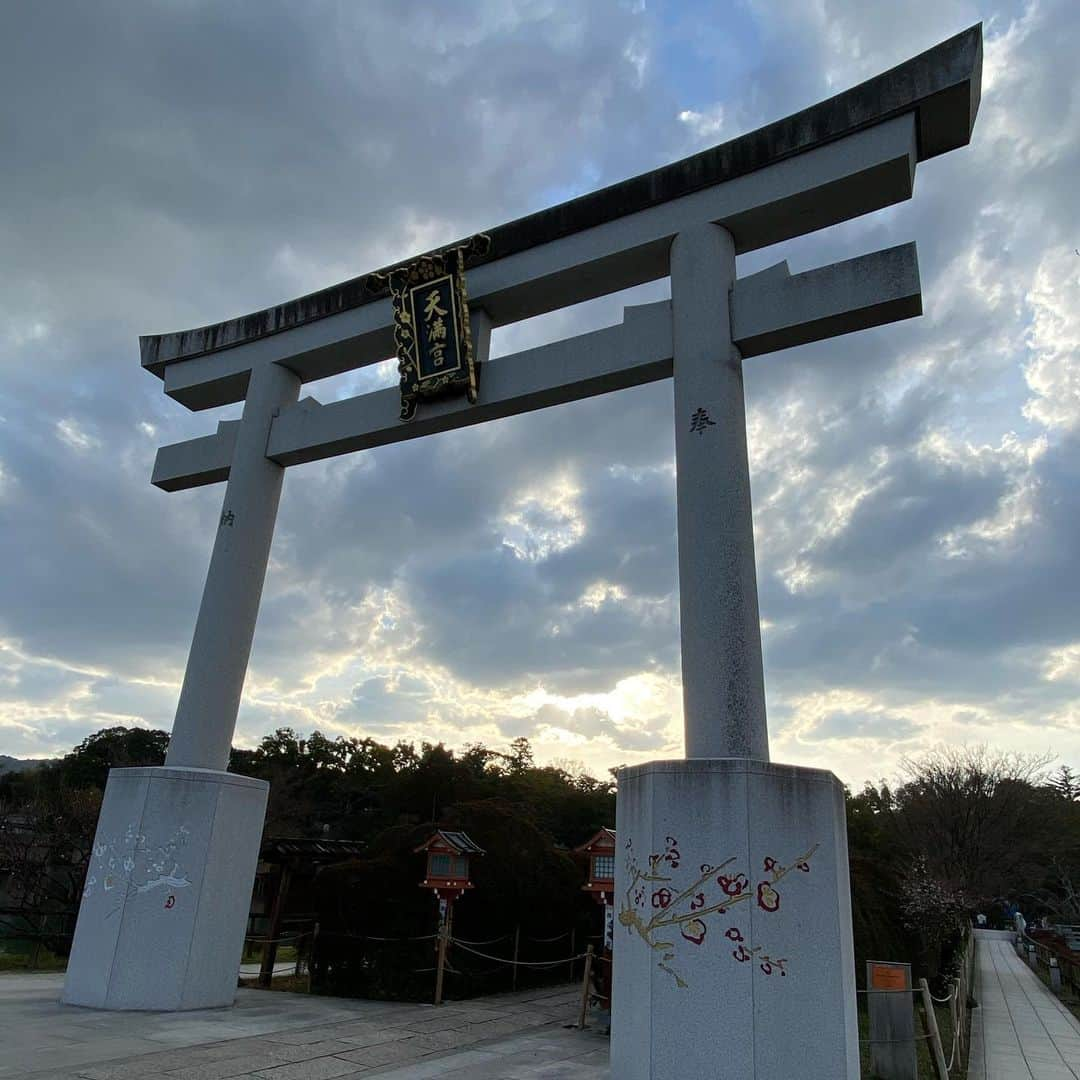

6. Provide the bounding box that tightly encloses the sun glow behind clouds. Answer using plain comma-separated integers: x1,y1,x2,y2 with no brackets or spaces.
1023,247,1080,431
500,475,586,561
1043,644,1080,684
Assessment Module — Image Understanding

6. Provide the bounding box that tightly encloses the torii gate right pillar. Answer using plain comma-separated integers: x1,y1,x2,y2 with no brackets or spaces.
611,224,858,1077
672,222,769,762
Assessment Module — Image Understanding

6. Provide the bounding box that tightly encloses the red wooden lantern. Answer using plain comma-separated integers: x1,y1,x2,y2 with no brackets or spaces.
415,829,484,902
415,829,485,1006
576,827,616,906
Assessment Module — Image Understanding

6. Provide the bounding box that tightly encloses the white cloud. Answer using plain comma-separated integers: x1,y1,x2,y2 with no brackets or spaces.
55,418,100,453
1043,643,1080,683
1023,246,1080,430
500,476,586,562
677,105,725,141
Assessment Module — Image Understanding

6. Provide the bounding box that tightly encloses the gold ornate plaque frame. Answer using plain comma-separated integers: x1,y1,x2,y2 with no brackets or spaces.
368,235,490,421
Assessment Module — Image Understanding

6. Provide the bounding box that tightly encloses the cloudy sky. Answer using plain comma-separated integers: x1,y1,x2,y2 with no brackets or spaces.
1,0,1078,788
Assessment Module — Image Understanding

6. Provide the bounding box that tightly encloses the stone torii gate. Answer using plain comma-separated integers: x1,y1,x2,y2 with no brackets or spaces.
64,24,981,1078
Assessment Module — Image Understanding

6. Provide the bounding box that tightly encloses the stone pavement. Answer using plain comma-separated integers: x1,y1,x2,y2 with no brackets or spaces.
0,974,609,1079
969,929,1080,1079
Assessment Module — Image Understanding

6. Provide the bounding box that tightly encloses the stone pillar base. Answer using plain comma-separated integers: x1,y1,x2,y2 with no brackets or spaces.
612,759,859,1079
63,766,268,1011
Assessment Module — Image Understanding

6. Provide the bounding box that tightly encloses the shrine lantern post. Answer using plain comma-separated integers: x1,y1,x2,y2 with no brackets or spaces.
577,828,617,1010
415,830,484,1005
577,828,617,949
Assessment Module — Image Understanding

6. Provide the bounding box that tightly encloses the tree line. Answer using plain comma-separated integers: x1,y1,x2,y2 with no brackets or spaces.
1,728,1077,988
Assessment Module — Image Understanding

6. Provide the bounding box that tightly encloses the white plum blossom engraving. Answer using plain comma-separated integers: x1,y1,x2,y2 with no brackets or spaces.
82,823,193,918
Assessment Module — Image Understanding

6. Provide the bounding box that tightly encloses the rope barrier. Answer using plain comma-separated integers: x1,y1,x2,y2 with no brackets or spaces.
927,936,973,1074
451,933,513,946
858,931,974,1077
244,933,308,946
526,931,571,943
945,981,962,1071
858,1034,934,1045
359,933,437,942
316,931,437,942
452,939,588,968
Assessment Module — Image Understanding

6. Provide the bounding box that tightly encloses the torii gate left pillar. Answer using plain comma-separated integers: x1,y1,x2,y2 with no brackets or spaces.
62,364,299,1010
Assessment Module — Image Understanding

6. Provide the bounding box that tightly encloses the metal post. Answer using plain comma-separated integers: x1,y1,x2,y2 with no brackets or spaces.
434,901,451,1006
963,950,972,1049
950,983,958,1059
309,921,321,990
918,978,949,1080
30,913,45,969
670,223,768,760
512,924,521,992
259,862,292,987
569,928,576,983
166,360,301,771
578,945,595,1029
867,962,917,1079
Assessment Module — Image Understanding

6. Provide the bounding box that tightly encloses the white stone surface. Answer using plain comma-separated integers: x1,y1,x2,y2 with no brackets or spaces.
672,224,768,761
166,359,300,772
63,765,268,1011
155,242,922,490
611,759,859,1079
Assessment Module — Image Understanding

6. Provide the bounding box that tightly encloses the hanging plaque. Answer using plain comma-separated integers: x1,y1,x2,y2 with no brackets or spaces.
369,235,490,421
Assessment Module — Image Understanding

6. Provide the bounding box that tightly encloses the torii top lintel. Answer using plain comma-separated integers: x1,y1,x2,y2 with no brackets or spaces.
140,24,981,413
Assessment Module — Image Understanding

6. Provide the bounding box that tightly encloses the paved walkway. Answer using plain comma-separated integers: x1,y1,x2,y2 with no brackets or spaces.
969,929,1080,1079
0,974,608,1079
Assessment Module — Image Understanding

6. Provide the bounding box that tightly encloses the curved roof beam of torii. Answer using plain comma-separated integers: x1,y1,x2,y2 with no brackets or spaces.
140,25,982,413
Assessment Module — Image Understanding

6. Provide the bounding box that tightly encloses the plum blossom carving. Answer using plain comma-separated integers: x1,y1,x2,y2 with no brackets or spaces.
757,882,781,912
82,822,193,920
681,918,707,945
619,836,819,987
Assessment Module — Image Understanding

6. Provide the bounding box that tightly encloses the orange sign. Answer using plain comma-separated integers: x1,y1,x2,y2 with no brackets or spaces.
869,962,910,992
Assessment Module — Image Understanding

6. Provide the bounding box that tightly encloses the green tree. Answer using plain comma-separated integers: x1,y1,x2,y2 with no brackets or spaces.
58,726,169,790
892,745,1055,901
505,737,534,773
0,783,101,957
1048,764,1080,801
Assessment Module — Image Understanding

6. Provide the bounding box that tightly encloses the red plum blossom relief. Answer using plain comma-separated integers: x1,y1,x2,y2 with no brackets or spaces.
618,835,819,988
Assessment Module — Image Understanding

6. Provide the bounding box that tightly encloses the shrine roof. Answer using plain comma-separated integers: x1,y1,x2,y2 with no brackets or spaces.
574,828,617,854
259,837,367,862
413,829,486,856
140,25,980,377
